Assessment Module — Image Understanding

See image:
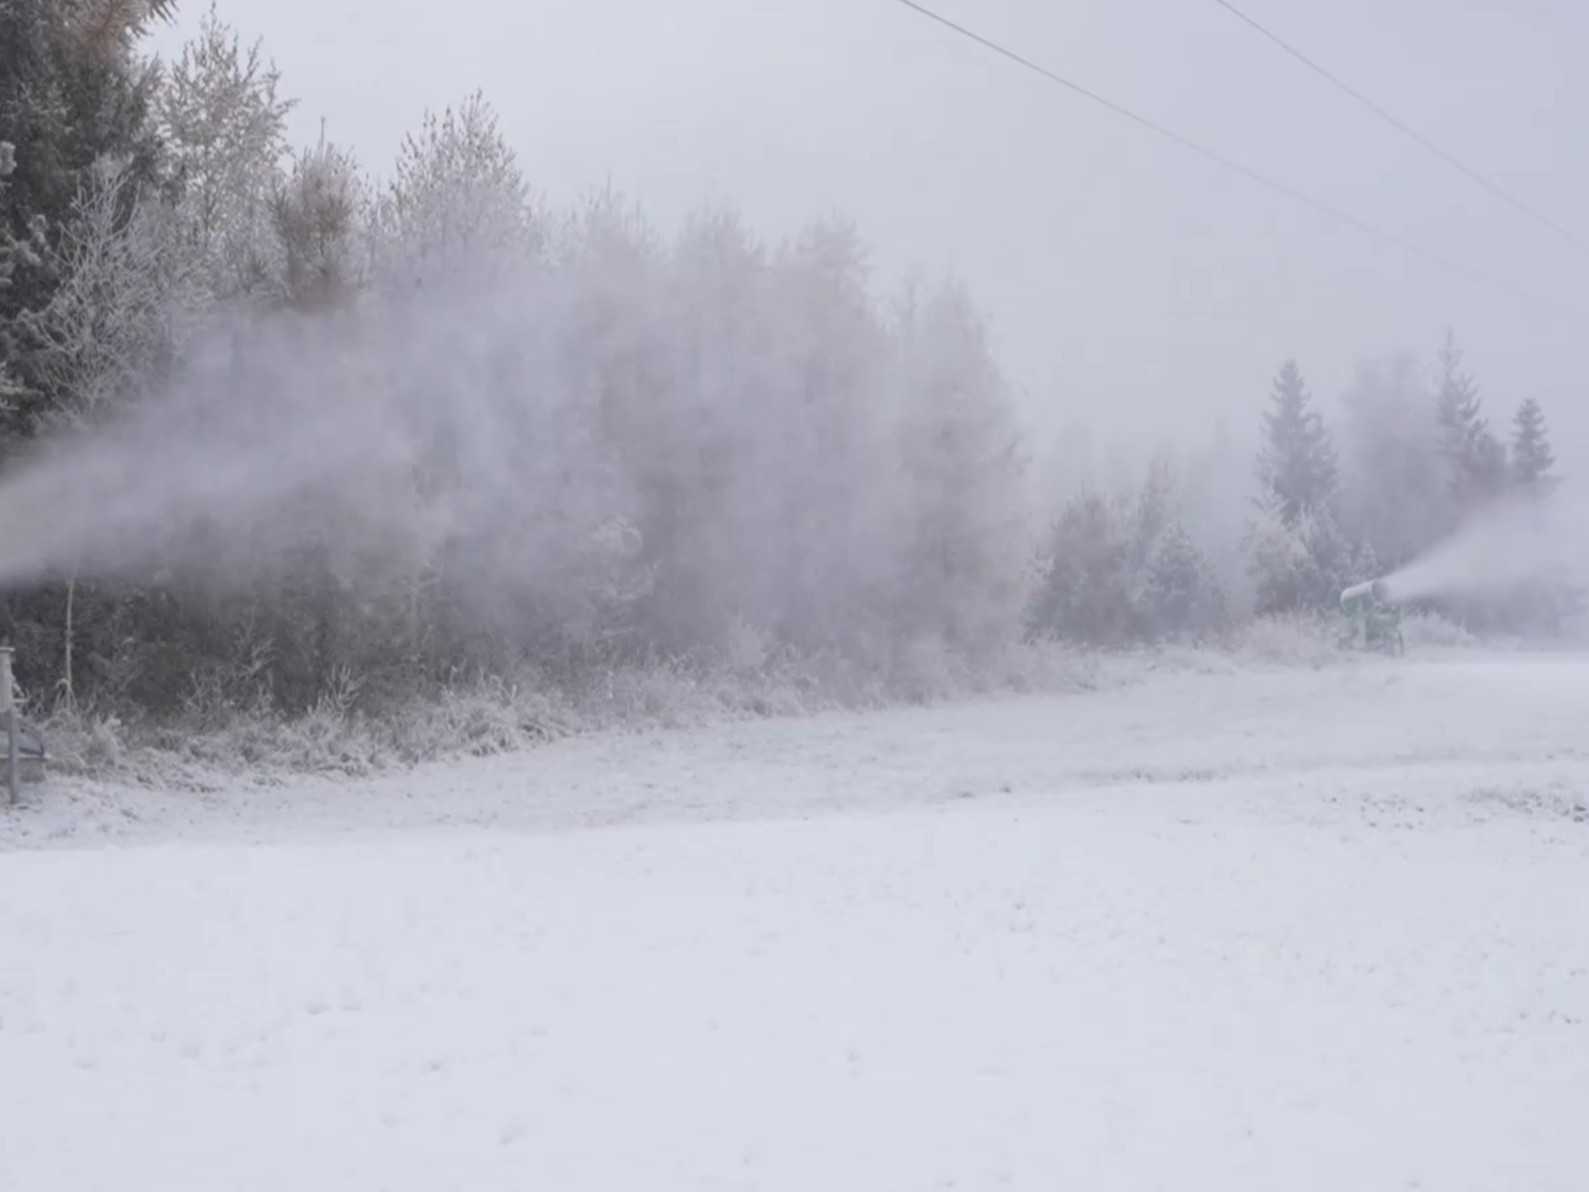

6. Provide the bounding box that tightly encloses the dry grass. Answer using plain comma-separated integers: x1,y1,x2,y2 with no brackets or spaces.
30,616,1379,786
34,640,1085,786
1223,612,1345,668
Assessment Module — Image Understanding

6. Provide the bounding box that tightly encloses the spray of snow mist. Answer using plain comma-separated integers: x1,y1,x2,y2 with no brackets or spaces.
1378,491,1586,605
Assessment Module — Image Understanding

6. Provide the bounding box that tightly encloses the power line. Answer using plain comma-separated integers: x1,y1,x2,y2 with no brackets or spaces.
886,0,1574,316
1208,0,1585,252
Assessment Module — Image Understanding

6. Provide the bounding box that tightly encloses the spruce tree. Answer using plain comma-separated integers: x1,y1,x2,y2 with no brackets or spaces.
1257,358,1336,527
1510,398,1556,488
1434,332,1507,506
0,0,176,432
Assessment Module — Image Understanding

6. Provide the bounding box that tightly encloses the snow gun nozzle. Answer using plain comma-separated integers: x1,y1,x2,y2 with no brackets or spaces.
1340,578,1394,608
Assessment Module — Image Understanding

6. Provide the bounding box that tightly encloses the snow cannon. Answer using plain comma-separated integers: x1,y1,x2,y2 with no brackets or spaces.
1340,578,1392,610
1338,579,1403,655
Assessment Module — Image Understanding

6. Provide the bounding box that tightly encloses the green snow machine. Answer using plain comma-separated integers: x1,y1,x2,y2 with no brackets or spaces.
1339,579,1404,656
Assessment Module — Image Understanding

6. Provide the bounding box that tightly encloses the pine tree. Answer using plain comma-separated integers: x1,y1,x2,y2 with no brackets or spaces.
1510,398,1555,488
1146,521,1224,639
1434,331,1506,507
0,0,175,432
1028,493,1136,646
1257,358,1336,527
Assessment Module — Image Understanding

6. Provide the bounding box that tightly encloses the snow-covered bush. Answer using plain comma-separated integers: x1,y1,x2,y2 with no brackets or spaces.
1400,610,1476,649
1229,612,1342,667
1246,502,1369,615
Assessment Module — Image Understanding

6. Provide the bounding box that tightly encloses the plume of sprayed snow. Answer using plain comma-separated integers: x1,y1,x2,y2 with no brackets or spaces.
1380,490,1586,605
0,227,1031,655
0,267,622,600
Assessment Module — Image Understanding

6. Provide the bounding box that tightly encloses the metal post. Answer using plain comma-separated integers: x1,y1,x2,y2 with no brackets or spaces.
0,647,15,805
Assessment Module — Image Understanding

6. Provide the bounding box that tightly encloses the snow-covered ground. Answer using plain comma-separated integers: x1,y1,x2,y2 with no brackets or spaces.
3,651,1587,1189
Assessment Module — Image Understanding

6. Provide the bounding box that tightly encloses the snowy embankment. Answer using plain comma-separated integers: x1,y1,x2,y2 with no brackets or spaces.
3,651,1588,1189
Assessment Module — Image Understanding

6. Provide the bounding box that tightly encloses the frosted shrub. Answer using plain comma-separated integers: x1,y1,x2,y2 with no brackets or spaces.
720,616,773,675
1231,613,1342,667
1400,611,1476,649
1246,503,1366,616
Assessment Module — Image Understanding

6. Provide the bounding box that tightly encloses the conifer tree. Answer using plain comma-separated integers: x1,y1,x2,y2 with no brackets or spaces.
1257,358,1336,527
0,0,176,432
1434,332,1506,508
1510,397,1555,488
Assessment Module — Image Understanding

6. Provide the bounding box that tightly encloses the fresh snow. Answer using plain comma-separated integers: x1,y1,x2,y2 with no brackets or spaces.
3,651,1588,1190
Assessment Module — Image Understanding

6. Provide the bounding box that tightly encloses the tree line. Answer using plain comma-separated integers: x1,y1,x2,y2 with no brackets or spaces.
0,2,1574,734
1027,339,1568,646
1,2,1027,718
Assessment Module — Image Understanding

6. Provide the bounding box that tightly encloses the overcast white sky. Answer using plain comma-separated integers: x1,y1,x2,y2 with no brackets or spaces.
151,0,1589,467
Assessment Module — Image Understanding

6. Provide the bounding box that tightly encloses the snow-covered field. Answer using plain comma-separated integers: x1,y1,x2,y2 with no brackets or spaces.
4,651,1588,1190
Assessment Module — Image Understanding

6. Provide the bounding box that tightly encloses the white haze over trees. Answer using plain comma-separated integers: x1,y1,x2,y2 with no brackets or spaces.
2,5,1032,717
0,2,1582,742
142,0,1589,465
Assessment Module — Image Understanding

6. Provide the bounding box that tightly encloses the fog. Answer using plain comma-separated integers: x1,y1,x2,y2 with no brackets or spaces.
149,0,1589,466
0,204,1030,674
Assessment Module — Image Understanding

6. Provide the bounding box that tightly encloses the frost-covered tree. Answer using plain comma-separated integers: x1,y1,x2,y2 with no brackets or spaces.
270,137,362,311
1510,397,1555,489
158,4,294,300
0,0,174,432
760,218,891,649
0,142,24,408
638,207,774,645
14,158,198,428
257,135,366,689
0,1,187,702
1246,501,1365,615
1257,359,1335,526
1027,493,1134,646
895,278,1027,650
1247,359,1361,613
1029,458,1224,644
12,159,199,704
374,92,537,287
1146,522,1225,638
548,189,670,643
1435,331,1507,511
65,0,180,58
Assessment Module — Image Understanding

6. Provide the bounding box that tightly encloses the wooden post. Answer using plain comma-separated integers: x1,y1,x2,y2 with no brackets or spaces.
0,647,15,805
